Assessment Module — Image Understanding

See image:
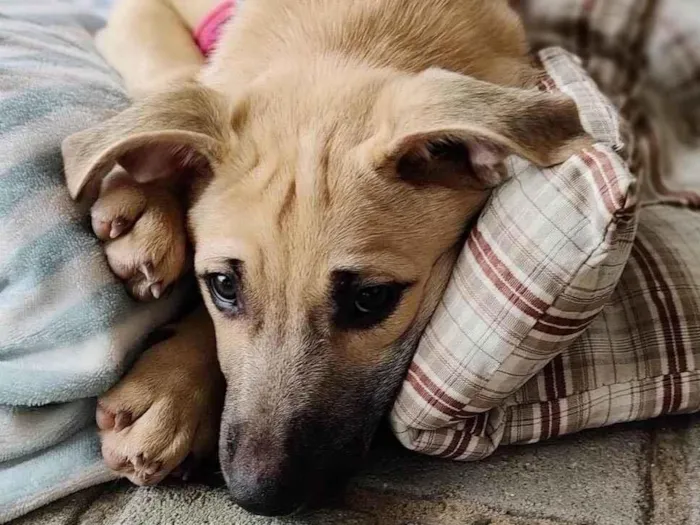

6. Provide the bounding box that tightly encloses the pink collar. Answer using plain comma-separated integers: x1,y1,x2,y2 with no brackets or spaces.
194,1,236,57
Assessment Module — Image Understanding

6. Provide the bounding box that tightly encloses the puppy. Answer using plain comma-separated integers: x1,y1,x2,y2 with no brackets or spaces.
63,0,590,516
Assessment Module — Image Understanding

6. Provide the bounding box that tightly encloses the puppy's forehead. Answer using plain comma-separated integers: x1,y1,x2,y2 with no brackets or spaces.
193,144,461,267
191,69,473,274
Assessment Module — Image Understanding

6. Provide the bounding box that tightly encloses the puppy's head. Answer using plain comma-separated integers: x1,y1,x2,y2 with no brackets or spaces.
64,67,589,516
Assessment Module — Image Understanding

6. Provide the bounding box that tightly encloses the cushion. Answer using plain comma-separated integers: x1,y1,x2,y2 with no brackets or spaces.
504,201,700,446
390,47,641,459
391,0,700,460
0,6,185,522
394,197,700,460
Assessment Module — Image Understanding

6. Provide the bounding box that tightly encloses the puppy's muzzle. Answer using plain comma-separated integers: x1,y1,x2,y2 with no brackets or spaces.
221,419,364,516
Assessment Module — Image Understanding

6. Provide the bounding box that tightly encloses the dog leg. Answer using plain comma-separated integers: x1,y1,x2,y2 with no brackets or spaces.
95,0,217,98
96,307,223,486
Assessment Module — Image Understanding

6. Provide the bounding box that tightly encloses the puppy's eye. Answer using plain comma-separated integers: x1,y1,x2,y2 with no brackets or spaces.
206,272,241,314
354,285,392,314
333,275,406,330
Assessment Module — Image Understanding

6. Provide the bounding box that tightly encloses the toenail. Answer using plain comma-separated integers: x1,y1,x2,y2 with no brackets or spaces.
110,218,127,238
150,282,163,300
96,404,115,430
114,411,133,432
140,262,155,282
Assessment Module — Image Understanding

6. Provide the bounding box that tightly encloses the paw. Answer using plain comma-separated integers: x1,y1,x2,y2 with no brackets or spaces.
91,173,189,301
96,330,222,486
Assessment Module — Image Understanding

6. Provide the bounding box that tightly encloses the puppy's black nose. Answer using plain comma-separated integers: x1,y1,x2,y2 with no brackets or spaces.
220,419,360,516
223,432,305,517
226,468,303,517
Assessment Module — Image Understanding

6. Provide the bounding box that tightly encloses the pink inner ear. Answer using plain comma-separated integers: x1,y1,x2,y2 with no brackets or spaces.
118,144,206,183
392,132,511,190
466,138,511,188
469,139,507,169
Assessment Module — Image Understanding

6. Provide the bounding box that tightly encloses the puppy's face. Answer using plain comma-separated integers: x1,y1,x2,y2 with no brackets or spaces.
64,67,590,516
189,68,490,515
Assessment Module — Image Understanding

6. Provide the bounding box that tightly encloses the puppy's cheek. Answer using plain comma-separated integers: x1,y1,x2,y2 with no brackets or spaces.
217,408,238,473
207,323,246,380
222,358,238,382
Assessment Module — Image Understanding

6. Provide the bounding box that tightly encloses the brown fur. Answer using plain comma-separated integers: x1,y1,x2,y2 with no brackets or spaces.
63,0,591,515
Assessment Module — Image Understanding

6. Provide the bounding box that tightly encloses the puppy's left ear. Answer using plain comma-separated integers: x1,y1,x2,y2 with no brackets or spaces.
374,69,592,189
62,84,229,200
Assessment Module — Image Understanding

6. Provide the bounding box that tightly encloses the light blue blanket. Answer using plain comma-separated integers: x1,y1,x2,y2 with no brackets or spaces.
0,5,186,522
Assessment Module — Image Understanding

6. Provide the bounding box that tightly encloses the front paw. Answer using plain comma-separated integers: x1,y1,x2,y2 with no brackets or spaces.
96,327,223,485
91,175,189,301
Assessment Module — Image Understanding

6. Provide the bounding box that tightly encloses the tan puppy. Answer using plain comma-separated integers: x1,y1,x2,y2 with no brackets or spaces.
63,0,590,516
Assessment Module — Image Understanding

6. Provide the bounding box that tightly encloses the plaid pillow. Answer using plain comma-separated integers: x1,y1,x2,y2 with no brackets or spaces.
505,202,700,446
390,47,640,459
392,199,700,460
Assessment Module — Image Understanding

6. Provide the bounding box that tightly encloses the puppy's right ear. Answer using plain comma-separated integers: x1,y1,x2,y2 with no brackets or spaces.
62,84,230,200
372,69,592,191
